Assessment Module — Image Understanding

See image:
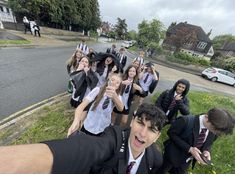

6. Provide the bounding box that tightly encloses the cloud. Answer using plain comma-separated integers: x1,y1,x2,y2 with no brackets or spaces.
98,0,235,38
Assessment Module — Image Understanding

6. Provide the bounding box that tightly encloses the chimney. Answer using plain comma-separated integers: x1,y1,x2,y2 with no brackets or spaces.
207,29,212,37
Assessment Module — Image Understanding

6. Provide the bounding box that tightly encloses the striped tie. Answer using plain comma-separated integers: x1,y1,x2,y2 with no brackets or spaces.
196,128,207,148
126,161,135,174
168,97,176,111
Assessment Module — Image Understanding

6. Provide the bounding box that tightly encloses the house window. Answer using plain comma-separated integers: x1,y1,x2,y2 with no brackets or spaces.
0,6,4,12
6,8,10,13
197,42,207,49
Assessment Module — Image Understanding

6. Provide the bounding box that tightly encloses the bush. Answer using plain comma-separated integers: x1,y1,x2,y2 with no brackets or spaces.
224,57,235,73
171,52,211,66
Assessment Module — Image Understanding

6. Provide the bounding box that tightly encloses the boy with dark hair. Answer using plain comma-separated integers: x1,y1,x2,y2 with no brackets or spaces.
155,79,190,124
159,108,235,174
0,103,166,174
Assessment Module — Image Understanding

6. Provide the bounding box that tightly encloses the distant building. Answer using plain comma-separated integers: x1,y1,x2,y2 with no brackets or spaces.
99,21,115,36
163,22,214,59
216,42,235,58
0,0,15,23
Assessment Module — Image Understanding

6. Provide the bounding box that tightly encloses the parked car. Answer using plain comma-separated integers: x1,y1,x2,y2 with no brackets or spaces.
121,40,135,48
201,67,235,87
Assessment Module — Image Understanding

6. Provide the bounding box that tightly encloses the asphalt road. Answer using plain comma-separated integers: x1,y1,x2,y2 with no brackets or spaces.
0,42,234,120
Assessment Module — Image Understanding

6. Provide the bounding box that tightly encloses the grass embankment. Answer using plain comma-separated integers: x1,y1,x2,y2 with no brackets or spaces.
152,92,235,174
1,91,234,174
0,40,30,45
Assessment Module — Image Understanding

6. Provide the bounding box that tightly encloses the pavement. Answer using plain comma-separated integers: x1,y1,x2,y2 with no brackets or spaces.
0,29,76,48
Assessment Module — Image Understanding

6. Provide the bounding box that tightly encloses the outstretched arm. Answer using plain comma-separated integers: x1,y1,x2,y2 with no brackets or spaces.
0,144,53,174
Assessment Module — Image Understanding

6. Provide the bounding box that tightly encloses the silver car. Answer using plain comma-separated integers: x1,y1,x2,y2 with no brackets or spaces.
201,67,235,87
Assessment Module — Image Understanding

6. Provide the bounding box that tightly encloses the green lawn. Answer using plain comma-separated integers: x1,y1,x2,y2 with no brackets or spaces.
152,91,235,174
4,91,235,174
0,40,30,45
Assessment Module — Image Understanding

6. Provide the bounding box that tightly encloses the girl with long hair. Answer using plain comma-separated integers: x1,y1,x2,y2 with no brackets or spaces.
67,73,124,136
70,56,98,108
66,49,84,74
112,65,142,126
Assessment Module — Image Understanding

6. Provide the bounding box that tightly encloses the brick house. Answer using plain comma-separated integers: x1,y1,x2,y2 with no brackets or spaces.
163,22,214,59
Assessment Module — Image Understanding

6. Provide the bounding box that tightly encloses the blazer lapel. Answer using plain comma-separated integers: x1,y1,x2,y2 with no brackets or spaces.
118,141,129,174
136,154,148,174
193,116,200,146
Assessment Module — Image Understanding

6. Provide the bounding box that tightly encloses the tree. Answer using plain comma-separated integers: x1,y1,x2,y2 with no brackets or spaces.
137,19,165,48
126,30,137,40
212,34,235,50
8,0,101,32
115,18,127,39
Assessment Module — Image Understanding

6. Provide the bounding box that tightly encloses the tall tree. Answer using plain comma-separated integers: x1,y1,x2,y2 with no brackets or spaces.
137,19,165,48
115,18,128,39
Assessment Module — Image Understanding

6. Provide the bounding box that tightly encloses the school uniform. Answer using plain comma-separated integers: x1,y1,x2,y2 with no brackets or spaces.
134,57,144,66
159,115,216,174
116,53,127,69
113,83,134,115
70,70,98,108
136,71,159,97
106,47,116,55
43,126,163,174
77,43,89,55
83,87,122,135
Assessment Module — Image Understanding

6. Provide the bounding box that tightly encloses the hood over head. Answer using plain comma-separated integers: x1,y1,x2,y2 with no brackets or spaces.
171,79,190,97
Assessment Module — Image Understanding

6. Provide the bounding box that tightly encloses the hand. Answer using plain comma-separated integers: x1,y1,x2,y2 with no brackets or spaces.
133,83,142,92
77,63,84,71
111,65,117,72
122,79,132,85
189,147,206,165
84,67,90,74
203,151,211,161
151,65,155,71
175,95,183,101
105,86,117,99
67,119,81,137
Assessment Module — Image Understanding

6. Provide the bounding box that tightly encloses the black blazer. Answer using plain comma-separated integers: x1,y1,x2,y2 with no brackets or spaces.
45,126,163,174
116,53,127,68
163,116,216,167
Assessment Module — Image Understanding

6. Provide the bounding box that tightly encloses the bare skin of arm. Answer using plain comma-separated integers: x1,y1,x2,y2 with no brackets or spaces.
0,144,53,174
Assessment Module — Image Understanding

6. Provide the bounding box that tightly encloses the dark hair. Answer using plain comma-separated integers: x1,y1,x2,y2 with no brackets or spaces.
78,56,92,67
134,103,167,131
207,108,235,135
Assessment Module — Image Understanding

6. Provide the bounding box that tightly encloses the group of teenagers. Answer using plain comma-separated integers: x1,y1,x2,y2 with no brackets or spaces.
0,41,234,174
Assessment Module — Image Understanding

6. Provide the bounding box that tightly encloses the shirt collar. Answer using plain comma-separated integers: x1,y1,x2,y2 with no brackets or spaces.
128,140,145,164
199,114,207,129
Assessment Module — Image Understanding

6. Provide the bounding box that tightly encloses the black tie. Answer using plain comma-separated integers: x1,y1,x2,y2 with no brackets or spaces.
125,85,130,93
102,97,110,110
143,73,149,83
126,161,135,174
196,128,207,148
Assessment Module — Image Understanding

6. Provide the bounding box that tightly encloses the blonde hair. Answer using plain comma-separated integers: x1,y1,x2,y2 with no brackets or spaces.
91,73,122,111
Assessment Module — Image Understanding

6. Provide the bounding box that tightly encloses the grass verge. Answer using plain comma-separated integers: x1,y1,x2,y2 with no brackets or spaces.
0,40,30,45
152,91,235,174
0,91,234,173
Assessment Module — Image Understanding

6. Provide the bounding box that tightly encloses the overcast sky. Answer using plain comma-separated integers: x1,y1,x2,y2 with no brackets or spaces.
98,0,235,38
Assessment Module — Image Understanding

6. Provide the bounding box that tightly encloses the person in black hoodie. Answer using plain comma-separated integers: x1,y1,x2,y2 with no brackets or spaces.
155,79,190,124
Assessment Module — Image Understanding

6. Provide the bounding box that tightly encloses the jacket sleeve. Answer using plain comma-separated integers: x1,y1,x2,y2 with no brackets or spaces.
155,90,168,111
43,127,117,174
167,117,192,153
177,97,190,115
